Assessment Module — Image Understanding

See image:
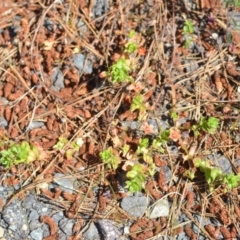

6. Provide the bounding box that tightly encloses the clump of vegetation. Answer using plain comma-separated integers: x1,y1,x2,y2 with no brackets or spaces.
182,19,194,48
53,137,83,160
100,30,144,83
100,129,170,193
193,158,240,192
0,141,41,169
191,116,220,137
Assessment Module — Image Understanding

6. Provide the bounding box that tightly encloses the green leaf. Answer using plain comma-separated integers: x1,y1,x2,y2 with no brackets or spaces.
130,94,144,112
126,179,143,193
99,148,119,170
125,42,138,53
128,30,136,38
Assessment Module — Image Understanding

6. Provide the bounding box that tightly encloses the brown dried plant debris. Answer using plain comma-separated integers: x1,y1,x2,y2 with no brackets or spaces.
204,225,220,239
40,215,58,238
130,218,161,240
184,224,197,240
185,190,195,210
146,180,162,200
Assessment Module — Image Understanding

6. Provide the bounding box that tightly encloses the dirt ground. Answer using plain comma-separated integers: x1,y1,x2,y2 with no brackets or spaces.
1,0,240,239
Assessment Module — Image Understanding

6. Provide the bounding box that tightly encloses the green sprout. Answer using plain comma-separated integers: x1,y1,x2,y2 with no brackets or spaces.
182,19,194,48
225,0,240,7
107,30,141,83
191,116,219,137
125,42,138,54
99,148,120,170
152,130,170,153
53,137,83,160
0,141,40,169
109,58,133,83
126,164,146,192
194,158,240,192
183,19,194,35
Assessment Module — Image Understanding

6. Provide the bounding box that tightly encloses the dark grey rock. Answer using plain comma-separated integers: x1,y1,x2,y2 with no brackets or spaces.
27,121,45,130
59,218,76,235
71,54,93,74
53,173,78,194
97,219,121,240
44,19,54,31
28,210,39,222
161,165,172,182
83,222,100,240
30,227,44,240
21,194,37,209
42,223,50,238
29,220,41,231
121,195,148,217
207,153,232,174
51,67,65,91
0,117,8,127
52,212,64,223
92,0,109,18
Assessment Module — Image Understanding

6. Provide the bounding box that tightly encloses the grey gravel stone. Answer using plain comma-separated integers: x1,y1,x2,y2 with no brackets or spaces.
207,153,232,174
92,0,109,18
2,201,28,227
52,212,64,223
71,54,93,74
97,219,121,240
0,117,8,127
51,67,65,91
83,222,100,240
21,194,37,209
121,195,148,217
59,218,76,236
27,121,45,130
53,173,78,194
30,227,44,240
161,165,172,182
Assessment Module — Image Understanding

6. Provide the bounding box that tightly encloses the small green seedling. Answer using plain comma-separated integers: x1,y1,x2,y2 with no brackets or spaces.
130,94,147,119
191,116,219,137
107,30,141,83
183,19,194,35
109,58,133,83
199,117,219,134
124,30,139,54
194,158,240,192
126,164,146,192
53,137,83,160
152,130,170,153
225,0,240,7
99,148,120,170
182,19,194,48
0,141,40,169
222,173,240,190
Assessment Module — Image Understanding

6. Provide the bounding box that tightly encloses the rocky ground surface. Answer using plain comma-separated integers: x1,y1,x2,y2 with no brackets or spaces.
1,0,240,239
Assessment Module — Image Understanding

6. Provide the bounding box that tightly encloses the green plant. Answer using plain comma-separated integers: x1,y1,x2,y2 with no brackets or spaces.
191,116,219,137
107,30,141,83
225,0,240,7
130,94,148,119
99,148,120,170
183,19,194,35
152,130,170,153
193,158,240,192
182,19,194,48
0,141,41,169
53,137,83,160
109,58,133,83
126,164,146,192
